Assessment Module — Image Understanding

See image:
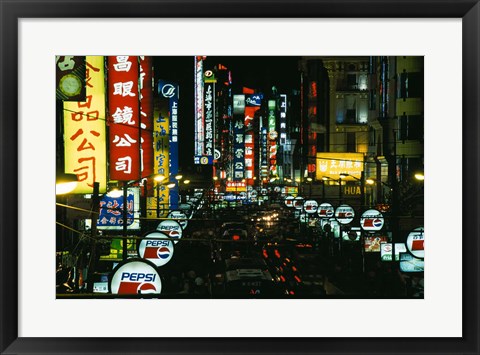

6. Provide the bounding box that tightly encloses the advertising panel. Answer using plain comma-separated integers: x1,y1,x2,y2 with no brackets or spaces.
335,204,355,224
137,232,174,267
226,181,247,192
157,219,183,244
167,210,189,230
96,187,140,230
303,200,319,214
364,236,388,252
260,126,268,179
109,258,162,295
381,243,407,261
317,203,335,218
139,56,154,178
194,56,204,158
360,209,384,232
245,130,255,183
245,94,263,106
316,152,364,181
233,95,245,180
203,82,215,160
284,195,294,207
406,227,424,259
268,100,277,177
279,94,287,145
399,253,425,273
150,93,170,218
158,80,180,210
108,56,141,181
56,55,86,101
64,56,107,194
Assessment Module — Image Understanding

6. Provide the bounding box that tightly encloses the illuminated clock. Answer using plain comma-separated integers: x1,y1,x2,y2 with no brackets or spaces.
59,74,82,97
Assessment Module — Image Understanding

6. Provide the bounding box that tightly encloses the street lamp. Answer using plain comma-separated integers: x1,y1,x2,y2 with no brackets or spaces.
56,172,78,195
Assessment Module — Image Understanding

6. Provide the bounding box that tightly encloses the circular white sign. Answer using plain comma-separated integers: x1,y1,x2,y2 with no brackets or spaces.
249,190,258,198
406,227,424,259
335,204,355,224
360,209,384,232
109,259,162,295
317,203,335,218
268,131,278,140
293,197,304,210
168,210,188,230
157,219,183,244
138,231,174,267
285,195,295,208
303,200,319,214
161,84,176,98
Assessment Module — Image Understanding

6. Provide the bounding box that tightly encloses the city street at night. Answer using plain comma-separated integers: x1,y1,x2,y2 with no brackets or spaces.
55,55,424,299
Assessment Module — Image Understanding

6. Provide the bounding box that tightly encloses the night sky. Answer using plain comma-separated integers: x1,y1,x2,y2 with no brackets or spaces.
153,56,301,173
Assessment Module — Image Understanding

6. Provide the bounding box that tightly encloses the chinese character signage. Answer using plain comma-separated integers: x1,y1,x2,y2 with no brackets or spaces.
139,56,154,178
64,56,107,194
245,94,263,107
158,80,180,210
150,92,170,218
316,152,364,180
56,56,86,101
108,56,141,181
203,82,215,160
261,126,268,178
268,100,277,177
279,94,287,145
97,187,140,230
194,56,204,159
233,95,245,180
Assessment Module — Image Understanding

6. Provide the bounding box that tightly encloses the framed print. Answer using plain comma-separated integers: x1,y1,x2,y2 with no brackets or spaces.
1,0,479,354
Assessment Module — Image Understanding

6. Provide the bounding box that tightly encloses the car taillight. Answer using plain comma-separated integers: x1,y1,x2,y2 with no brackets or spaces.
232,235,240,241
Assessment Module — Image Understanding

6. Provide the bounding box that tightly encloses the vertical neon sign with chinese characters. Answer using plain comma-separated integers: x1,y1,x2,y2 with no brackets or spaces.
158,80,180,210
139,56,154,178
244,105,258,186
268,100,277,177
64,56,107,194
108,56,141,181
150,95,170,218
233,95,245,181
203,82,215,160
194,56,204,159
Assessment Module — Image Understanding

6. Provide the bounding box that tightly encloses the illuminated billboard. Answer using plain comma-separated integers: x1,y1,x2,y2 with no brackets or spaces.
108,56,141,181
139,56,154,178
194,56,204,160
233,95,245,180
64,56,107,194
158,80,180,210
316,152,364,180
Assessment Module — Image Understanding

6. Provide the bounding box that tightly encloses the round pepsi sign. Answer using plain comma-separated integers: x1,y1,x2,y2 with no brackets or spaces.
109,258,162,295
317,203,335,218
303,200,319,214
293,196,304,210
167,210,188,230
406,227,424,259
335,204,355,225
137,231,174,267
157,219,183,244
360,209,384,232
284,195,294,208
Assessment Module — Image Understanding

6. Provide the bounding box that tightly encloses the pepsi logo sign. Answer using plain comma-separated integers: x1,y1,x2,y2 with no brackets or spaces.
406,227,424,259
293,197,304,210
335,204,355,225
109,259,162,295
317,203,334,218
138,232,174,267
157,219,183,244
360,209,384,232
168,211,188,229
303,200,319,214
284,195,294,208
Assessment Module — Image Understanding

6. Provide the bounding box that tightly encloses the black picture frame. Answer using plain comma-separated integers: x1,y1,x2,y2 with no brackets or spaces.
1,1,478,354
